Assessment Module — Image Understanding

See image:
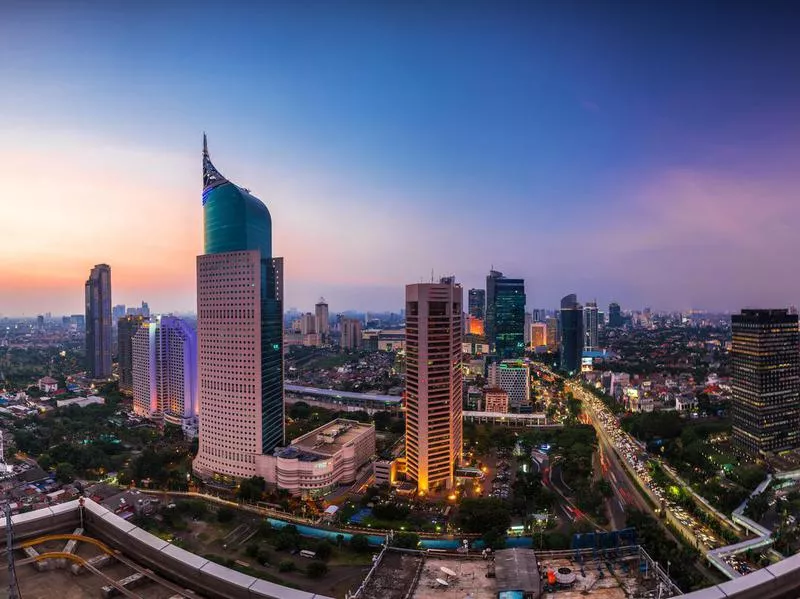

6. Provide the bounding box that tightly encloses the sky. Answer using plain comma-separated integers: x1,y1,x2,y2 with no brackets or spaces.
2,0,800,316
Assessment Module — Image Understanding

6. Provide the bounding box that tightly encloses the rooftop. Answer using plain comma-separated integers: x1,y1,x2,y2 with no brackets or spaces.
286,418,374,458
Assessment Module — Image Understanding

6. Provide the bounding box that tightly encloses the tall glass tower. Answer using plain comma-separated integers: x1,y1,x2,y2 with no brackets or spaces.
559,294,584,374
85,264,112,379
486,270,526,360
193,135,284,481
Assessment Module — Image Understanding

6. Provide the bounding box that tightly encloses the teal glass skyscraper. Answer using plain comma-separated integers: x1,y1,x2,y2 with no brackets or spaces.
193,135,285,481
486,270,526,360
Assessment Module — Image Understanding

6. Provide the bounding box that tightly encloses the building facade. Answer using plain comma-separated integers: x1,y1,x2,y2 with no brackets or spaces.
315,298,330,342
261,419,375,496
132,316,199,434
405,280,463,492
118,314,148,395
530,322,547,349
483,387,509,413
488,360,530,409
608,302,623,328
486,270,526,360
193,135,285,480
583,301,599,351
559,294,584,374
85,263,113,379
468,288,485,319
731,309,800,456
340,318,362,350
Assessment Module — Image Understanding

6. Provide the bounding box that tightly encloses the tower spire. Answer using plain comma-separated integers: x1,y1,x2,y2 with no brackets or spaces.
202,133,229,193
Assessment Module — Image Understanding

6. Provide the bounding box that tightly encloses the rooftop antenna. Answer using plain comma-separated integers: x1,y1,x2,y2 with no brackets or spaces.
431,268,435,283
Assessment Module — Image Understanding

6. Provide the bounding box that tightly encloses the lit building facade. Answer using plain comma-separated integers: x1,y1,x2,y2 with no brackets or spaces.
118,314,148,395
530,322,547,348
132,316,199,435
468,288,485,319
483,387,509,413
583,301,599,350
485,270,526,360
731,309,800,456
405,280,463,492
193,135,285,480
559,294,584,374
85,263,113,379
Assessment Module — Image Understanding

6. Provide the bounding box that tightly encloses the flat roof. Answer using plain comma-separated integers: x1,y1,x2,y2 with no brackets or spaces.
288,419,374,457
494,548,541,595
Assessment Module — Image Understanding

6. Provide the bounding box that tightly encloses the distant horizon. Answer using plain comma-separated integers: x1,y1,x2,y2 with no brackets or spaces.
4,3,800,315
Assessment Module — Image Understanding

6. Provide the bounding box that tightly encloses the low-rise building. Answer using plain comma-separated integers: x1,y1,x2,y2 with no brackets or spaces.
373,459,396,486
38,376,58,394
484,387,509,413
262,419,375,496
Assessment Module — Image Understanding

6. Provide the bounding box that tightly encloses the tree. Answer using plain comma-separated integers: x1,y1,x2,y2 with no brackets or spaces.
307,561,328,579
217,507,235,523
392,532,420,549
278,560,295,572
257,547,271,565
238,476,266,502
456,498,511,535
314,540,333,560
55,462,76,483
350,533,370,553
373,411,392,431
289,402,311,420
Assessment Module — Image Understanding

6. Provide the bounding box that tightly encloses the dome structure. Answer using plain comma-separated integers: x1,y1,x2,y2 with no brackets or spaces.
202,133,272,258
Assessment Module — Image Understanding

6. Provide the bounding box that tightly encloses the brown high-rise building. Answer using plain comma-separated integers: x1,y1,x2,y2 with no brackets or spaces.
340,318,362,350
405,279,463,492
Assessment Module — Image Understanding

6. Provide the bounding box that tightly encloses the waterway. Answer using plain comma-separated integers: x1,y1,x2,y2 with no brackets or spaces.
267,518,533,549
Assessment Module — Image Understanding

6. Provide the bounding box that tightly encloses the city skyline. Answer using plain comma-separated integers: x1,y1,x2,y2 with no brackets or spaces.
4,3,800,315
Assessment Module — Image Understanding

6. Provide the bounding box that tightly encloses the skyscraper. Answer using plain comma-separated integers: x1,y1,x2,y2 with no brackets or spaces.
315,297,330,342
583,301,599,350
731,309,800,456
559,294,583,374
468,289,485,319
485,270,526,360
85,264,112,379
405,279,463,492
193,135,284,480
132,316,198,435
608,302,623,328
118,314,148,395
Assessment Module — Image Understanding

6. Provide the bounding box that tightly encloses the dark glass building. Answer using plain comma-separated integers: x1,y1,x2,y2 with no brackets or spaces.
731,309,800,456
559,294,584,374
468,288,485,319
194,135,285,480
118,314,148,395
608,302,623,328
85,264,112,379
486,270,526,360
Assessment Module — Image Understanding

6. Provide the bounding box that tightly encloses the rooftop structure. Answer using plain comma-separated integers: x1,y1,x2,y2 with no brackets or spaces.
262,419,376,495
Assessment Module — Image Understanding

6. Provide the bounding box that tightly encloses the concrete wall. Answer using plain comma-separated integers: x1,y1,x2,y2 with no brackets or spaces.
2,499,332,599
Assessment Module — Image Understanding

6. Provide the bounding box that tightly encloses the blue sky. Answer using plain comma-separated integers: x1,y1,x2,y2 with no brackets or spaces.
2,1,800,315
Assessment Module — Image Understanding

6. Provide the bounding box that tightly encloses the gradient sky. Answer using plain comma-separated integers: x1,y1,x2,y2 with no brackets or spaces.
2,1,800,316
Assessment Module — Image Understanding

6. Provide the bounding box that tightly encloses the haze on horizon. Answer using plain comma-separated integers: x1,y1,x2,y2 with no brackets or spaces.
2,1,800,317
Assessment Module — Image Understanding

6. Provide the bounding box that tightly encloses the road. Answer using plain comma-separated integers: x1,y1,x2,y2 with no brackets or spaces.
568,379,726,553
